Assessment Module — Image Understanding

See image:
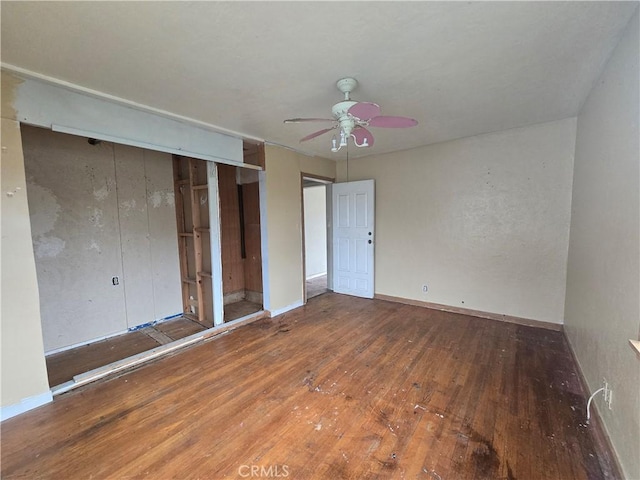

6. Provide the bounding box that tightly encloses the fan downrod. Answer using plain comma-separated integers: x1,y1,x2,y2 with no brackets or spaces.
336,77,358,100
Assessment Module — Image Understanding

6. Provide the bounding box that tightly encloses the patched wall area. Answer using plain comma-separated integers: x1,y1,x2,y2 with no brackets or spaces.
22,125,182,352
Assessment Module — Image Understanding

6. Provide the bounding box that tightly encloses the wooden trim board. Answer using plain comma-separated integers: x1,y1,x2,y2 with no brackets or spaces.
374,294,563,331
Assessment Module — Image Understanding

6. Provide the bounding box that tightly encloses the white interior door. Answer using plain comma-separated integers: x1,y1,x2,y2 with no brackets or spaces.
332,180,375,298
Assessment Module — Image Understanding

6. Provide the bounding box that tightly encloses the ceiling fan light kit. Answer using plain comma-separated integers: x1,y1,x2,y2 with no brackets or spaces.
284,77,418,153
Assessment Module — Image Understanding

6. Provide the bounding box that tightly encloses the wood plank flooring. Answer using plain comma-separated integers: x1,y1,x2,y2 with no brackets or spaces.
153,317,207,341
224,299,262,322
44,330,161,388
307,274,328,299
3,293,616,479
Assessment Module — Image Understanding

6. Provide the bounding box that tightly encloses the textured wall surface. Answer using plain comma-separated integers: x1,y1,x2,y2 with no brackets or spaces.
564,10,640,478
338,118,576,323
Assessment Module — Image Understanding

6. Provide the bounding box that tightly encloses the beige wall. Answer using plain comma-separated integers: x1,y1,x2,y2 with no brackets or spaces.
264,146,335,312
22,126,182,352
1,73,51,411
337,118,576,324
564,9,639,479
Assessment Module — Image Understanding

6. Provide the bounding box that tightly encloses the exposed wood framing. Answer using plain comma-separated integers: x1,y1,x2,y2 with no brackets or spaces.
173,156,191,314
173,155,215,326
188,158,206,322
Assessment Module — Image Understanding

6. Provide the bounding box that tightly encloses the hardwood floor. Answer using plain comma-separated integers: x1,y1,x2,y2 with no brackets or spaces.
45,330,161,388
153,317,207,341
224,299,263,322
45,305,263,388
3,294,616,479
306,274,328,299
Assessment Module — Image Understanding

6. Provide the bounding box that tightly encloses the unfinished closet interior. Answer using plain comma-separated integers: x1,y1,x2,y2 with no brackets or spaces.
21,125,265,388
173,152,264,325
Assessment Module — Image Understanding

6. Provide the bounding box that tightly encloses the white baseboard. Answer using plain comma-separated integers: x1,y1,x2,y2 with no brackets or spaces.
269,300,304,317
1,390,53,422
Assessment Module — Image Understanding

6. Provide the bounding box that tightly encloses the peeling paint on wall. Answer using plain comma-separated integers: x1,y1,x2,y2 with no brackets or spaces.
150,190,175,208
33,236,65,258
93,185,110,201
120,199,138,216
150,191,163,208
88,207,104,228
1,70,23,120
27,183,61,237
88,240,102,254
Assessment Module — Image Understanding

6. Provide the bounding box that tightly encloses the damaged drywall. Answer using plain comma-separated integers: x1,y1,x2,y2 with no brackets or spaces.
22,125,181,352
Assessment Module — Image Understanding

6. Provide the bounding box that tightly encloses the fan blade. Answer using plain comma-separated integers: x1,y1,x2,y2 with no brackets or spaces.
368,116,418,128
351,127,374,148
348,102,381,120
300,127,335,142
284,118,335,123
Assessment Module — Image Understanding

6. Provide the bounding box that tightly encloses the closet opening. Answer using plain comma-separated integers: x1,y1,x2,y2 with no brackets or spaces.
172,151,264,325
22,124,265,390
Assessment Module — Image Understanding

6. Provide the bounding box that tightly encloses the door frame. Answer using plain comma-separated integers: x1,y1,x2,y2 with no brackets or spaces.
300,173,334,303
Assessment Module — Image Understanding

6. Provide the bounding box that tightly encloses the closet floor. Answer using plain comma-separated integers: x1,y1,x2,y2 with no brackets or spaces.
45,317,207,387
47,300,262,387
224,300,262,321
45,303,265,388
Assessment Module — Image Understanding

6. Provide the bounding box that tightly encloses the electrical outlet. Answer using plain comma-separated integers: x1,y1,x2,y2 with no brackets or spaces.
422,284,428,293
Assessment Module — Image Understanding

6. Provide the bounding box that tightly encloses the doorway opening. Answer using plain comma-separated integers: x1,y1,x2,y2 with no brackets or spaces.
302,175,333,301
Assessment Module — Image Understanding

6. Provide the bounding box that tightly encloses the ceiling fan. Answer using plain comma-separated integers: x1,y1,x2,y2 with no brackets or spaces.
284,77,418,153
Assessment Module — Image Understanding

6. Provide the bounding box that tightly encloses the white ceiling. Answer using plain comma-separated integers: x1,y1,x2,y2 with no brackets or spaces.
2,2,637,160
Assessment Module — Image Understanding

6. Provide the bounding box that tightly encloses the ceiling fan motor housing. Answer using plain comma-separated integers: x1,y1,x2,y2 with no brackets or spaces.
332,100,358,136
